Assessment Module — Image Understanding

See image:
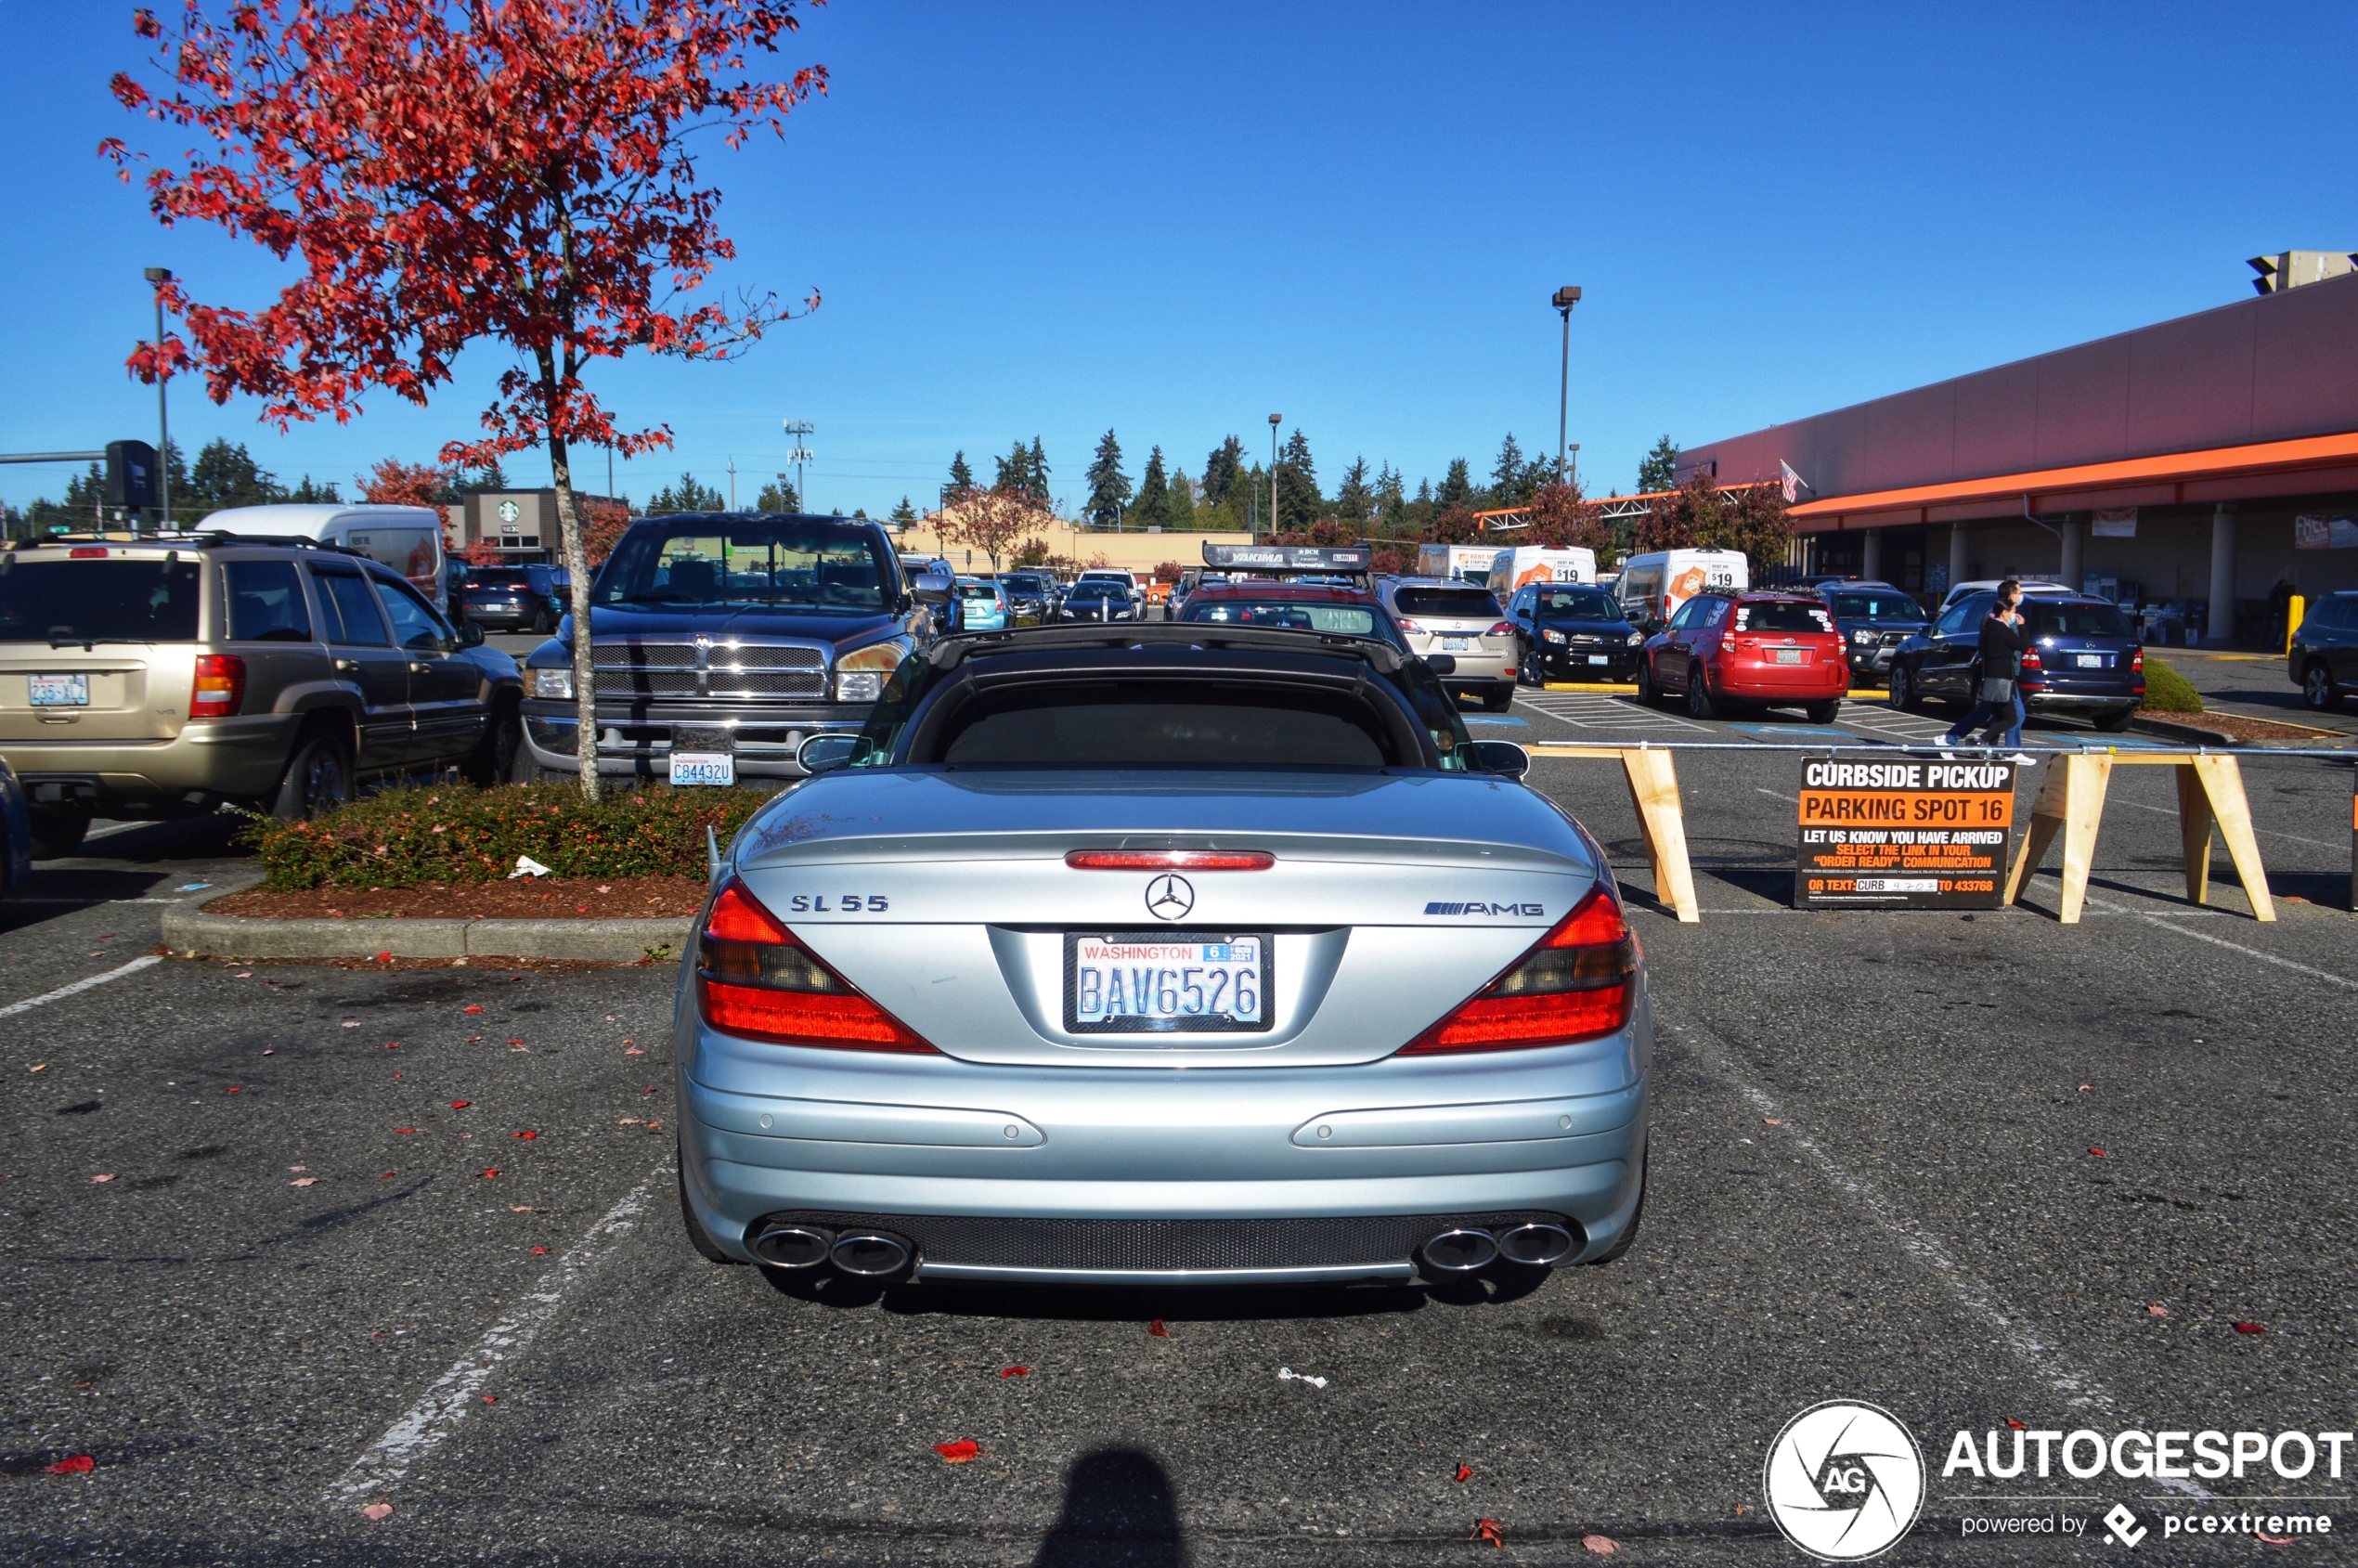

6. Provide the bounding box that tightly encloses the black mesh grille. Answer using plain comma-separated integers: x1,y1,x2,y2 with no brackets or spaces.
749,1210,1576,1272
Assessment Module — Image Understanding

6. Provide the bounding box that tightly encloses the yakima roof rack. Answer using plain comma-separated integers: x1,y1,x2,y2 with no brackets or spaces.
924,619,1409,675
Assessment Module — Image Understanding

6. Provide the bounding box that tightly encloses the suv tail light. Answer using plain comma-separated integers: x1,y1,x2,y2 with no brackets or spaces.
694,879,938,1053
1394,616,1423,634
2131,648,2144,672
1397,887,1635,1055
189,654,247,719
1486,621,1516,637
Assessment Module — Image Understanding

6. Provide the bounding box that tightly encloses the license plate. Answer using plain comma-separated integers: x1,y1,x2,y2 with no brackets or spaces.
29,674,88,707
1442,637,1471,651
1587,654,1609,665
1066,932,1274,1034
1772,648,1806,665
2075,653,2105,668
668,751,736,786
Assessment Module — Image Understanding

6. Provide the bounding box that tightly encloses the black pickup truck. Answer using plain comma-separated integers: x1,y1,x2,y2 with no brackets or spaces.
519,512,934,784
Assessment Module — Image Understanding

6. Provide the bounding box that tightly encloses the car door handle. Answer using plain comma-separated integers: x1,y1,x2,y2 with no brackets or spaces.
334,658,359,673
408,661,430,674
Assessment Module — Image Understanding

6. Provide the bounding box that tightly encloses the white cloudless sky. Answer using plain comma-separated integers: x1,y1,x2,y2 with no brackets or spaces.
2,1,2352,518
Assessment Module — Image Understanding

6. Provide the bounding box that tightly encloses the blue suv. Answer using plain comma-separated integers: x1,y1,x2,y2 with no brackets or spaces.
1889,591,2145,731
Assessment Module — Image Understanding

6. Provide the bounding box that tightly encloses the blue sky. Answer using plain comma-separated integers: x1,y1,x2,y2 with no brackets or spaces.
3,2,2353,518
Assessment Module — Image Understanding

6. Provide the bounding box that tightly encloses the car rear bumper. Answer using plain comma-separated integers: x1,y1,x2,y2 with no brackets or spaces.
5,716,299,813
678,1014,1652,1282
2022,687,2142,711
1714,665,1849,697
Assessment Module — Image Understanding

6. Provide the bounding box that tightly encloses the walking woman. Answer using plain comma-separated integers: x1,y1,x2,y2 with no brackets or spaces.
1940,579,2037,764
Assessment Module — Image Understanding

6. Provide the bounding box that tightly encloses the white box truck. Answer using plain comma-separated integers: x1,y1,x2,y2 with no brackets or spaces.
1414,543,1506,584
1484,546,1597,596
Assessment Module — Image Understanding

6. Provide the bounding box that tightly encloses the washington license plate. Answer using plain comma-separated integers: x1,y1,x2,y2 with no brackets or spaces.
668,751,735,786
1772,648,1806,665
1587,654,1609,665
1442,637,1471,651
2075,653,2105,668
29,674,88,706
1066,932,1273,1034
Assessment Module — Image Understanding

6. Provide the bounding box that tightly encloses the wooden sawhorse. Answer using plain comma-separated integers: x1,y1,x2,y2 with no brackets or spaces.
1523,745,1700,923
2001,752,2274,924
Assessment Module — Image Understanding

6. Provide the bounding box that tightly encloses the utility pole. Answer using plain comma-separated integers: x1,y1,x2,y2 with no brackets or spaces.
1552,286,1582,485
145,267,174,530
728,456,738,511
1267,413,1282,537
783,420,814,516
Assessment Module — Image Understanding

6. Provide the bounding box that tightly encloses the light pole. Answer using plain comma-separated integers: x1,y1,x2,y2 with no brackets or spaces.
145,267,173,530
782,419,813,513
1267,413,1282,537
1552,286,1581,486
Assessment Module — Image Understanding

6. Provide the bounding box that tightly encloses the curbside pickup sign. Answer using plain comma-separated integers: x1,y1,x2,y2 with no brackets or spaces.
1795,758,2017,910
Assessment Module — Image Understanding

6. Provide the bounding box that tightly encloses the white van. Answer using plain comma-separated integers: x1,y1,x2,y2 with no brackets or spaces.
1614,548,1748,631
198,503,449,615
1485,546,1596,597
1415,543,1507,585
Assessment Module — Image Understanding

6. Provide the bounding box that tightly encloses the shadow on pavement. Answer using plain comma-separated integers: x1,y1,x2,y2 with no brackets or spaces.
757,1263,1557,1321
1031,1447,1183,1568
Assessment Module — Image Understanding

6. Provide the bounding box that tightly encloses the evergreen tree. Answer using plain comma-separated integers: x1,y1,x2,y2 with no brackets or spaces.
1520,453,1556,499
1638,434,1679,495
188,439,284,512
888,496,917,527
1168,468,1197,528
1488,434,1527,507
1376,463,1407,532
289,474,343,503
1275,428,1321,531
461,460,509,493
647,473,727,513
1083,429,1130,525
948,451,975,496
755,478,799,512
1130,446,1173,529
1201,435,1243,506
1332,457,1374,525
1434,458,1473,514
994,440,1029,493
1025,437,1050,501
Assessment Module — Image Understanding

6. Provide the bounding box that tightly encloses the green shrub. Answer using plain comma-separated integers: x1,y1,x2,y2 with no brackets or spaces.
240,784,776,891
2139,655,2204,714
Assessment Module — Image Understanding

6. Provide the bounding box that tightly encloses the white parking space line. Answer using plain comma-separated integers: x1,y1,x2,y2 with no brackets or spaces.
2135,917,2358,990
1514,691,1704,732
0,954,164,1019
2114,797,2344,849
326,1160,667,1507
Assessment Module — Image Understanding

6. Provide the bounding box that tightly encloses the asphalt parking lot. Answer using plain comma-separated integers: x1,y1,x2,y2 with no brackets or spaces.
5,700,2356,1564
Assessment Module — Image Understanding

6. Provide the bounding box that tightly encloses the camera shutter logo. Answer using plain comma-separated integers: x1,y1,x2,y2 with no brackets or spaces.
1761,1401,1924,1562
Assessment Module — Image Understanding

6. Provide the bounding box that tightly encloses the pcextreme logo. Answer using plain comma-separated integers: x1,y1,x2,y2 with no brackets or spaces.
1762,1401,1926,1562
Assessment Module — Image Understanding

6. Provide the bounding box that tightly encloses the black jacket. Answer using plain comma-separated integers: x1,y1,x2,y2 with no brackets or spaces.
1977,613,2029,680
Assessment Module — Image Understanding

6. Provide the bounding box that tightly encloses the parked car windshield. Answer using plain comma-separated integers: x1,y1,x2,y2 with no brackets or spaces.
1827,590,1922,621
1531,589,1624,621
595,521,891,613
1393,586,1504,619
0,559,202,643
2024,602,2134,639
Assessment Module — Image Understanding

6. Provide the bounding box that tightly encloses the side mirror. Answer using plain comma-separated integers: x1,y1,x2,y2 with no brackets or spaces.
1423,654,1458,676
913,570,954,606
1464,738,1530,779
458,621,486,648
797,733,860,775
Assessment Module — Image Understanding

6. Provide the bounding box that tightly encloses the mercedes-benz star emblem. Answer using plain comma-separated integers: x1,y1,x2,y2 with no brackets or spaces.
1144,874,1195,921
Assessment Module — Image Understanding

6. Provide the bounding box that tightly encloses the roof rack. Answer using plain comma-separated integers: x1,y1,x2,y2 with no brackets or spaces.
926,619,1410,675
8,529,373,559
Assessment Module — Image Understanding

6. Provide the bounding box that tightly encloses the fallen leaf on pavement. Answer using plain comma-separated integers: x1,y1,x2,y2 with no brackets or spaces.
512,1130,538,1139
530,1246,550,1254
1472,1519,1504,1549
375,951,392,962
224,1086,242,1094
341,1021,360,1029
1455,1465,1472,1483
2005,1418,2026,1430
2087,1147,2105,1157
291,1177,318,1187
261,1049,274,1056
2078,1083,2093,1092
289,1165,305,1172
2259,1528,2296,1544
44,1455,95,1475
2234,1321,2267,1335
934,1439,981,1463
1583,1534,1618,1556
1762,1118,1781,1126
463,1005,484,1014
598,887,612,895
617,1117,642,1126
508,1039,525,1047
2148,1305,2169,1316
28,1063,44,1071
481,1394,497,1404
450,1101,471,1109
643,1085,657,1094
624,1047,644,1056
510,1205,542,1212
381,1172,395,1179
1002,1366,1030,1378
395,1127,416,1134
360,1502,392,1521
478,1169,499,1178
1147,1319,1170,1338
90,1174,114,1184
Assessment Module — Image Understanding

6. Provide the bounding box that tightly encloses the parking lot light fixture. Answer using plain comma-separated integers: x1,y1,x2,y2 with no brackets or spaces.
1268,413,1281,538
1553,286,1581,484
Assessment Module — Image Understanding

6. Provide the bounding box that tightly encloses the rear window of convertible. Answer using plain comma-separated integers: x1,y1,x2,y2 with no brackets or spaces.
926,682,1401,768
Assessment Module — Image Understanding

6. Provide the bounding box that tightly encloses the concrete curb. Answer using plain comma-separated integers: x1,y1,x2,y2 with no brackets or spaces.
161,888,691,962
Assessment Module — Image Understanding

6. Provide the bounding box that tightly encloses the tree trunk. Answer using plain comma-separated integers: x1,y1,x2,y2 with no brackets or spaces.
546,425,601,801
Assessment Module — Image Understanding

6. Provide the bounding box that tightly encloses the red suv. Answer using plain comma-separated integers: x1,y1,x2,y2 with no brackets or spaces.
1637,590,1848,722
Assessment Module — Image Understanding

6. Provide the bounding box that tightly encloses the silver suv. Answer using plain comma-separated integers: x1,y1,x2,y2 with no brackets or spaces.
0,534,524,856
1375,577,1519,711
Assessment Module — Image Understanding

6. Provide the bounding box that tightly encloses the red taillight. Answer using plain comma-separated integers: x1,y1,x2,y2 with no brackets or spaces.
1486,621,1516,637
1065,849,1275,871
189,654,246,719
70,547,109,559
2131,649,2144,672
2020,649,2042,669
1397,887,1635,1056
1394,616,1423,633
694,879,937,1052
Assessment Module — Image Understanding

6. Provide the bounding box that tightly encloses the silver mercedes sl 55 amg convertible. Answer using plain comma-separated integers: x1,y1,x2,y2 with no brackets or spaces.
673,617,1652,1289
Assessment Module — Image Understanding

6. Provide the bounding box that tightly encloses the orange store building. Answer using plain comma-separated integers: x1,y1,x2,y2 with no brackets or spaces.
1676,267,2358,642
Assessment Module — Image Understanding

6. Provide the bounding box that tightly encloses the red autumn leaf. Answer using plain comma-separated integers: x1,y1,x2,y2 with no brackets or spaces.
933,1439,981,1464
1001,1366,1029,1379
530,1246,550,1254
381,1172,395,1178
450,1101,471,1109
376,952,393,963
512,1130,538,1139
383,1043,399,1050
1454,1464,1472,1483
1583,1534,1619,1556
463,1005,484,1014
2234,1321,2267,1335
481,1394,497,1404
478,1169,499,1178
224,1085,242,1094
360,1502,393,1522
466,1036,483,1043
1472,1519,1505,1549
1147,1319,1170,1338
2005,1418,2026,1430
2087,1147,2105,1157
395,1127,416,1134
508,1039,525,1047
44,1455,95,1475
2147,1304,2169,1316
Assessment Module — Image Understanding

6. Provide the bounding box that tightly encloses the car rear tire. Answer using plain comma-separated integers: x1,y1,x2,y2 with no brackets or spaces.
1684,670,1716,721
1887,665,1921,712
464,700,525,786
2302,662,2342,711
1635,659,1659,706
1805,699,1842,725
1480,684,1515,712
270,730,354,821
29,810,90,860
2091,706,2137,732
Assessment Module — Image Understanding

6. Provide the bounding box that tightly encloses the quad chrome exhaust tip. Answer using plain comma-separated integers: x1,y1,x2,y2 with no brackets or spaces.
1496,1222,1578,1266
749,1223,834,1269
1419,1227,1499,1273
830,1230,913,1277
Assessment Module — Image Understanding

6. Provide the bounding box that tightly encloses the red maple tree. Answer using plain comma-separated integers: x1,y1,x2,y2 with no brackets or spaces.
356,458,455,509
107,0,826,797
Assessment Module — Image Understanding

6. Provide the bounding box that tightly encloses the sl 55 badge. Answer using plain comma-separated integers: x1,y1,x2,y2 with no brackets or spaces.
787,894,888,913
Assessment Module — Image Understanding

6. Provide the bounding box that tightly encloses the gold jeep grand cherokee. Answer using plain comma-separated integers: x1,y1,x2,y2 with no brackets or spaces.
0,535,525,857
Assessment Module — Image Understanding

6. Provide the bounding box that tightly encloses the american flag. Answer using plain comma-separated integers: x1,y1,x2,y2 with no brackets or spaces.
1780,460,1811,504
